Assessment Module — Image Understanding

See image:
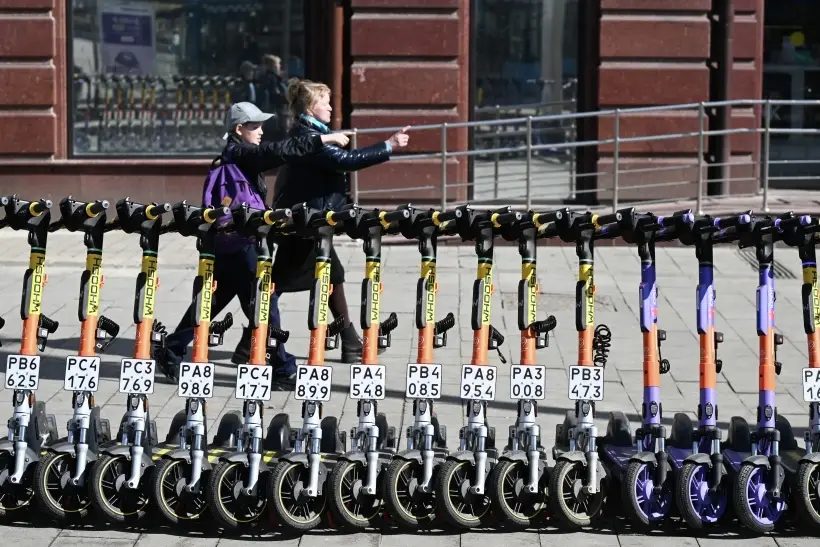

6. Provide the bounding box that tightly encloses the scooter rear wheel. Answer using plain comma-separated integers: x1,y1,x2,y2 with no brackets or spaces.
676,460,727,529
152,458,208,524
622,460,672,527
548,459,604,528
33,452,92,521
269,460,327,532
89,454,150,523
0,451,35,516
794,460,820,530
488,459,548,528
207,460,267,531
383,457,437,529
435,459,492,529
733,462,786,534
328,459,383,529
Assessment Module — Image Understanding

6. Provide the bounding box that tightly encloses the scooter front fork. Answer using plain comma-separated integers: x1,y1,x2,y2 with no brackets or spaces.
180,397,206,492
569,423,600,495
510,399,541,493
693,429,724,491
68,391,92,485
407,399,437,493
638,425,668,494
463,399,488,495
7,390,32,484
351,399,381,496
239,399,264,495
751,429,784,499
122,395,147,489
299,400,323,497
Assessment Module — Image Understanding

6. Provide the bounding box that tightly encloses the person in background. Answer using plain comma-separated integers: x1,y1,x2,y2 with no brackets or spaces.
271,78,410,363
155,101,350,384
259,54,288,141
232,60,259,105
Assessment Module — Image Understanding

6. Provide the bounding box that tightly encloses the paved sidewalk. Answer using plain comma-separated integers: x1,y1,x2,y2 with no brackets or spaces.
0,228,817,546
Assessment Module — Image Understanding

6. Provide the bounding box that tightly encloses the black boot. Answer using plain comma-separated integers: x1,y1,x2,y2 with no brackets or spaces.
231,326,251,364
340,323,386,363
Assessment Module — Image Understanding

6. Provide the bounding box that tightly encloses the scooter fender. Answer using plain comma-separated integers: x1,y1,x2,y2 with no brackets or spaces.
337,450,367,465
222,451,270,473
556,450,587,465
0,440,15,454
101,444,154,476
392,450,422,464
683,452,713,467
278,451,309,466
163,448,214,471
799,452,820,465
45,440,100,463
628,451,658,465
742,455,772,469
497,450,529,464
446,450,475,465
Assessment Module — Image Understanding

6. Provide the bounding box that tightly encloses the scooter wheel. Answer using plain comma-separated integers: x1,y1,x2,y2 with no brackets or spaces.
732,462,786,534
33,452,92,521
488,459,549,528
676,460,727,529
328,459,383,529
794,460,820,530
206,460,267,531
622,459,673,527
88,454,150,523
268,460,327,532
151,458,208,524
548,459,604,528
0,451,35,515
434,459,492,528
383,457,437,529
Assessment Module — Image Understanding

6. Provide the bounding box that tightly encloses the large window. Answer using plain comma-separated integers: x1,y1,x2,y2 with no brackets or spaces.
70,0,305,157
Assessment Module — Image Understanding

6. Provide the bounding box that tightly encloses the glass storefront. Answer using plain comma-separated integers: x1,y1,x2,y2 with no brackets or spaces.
70,0,305,157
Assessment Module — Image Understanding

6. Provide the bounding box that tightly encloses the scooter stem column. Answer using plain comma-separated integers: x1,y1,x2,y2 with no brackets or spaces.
639,242,661,434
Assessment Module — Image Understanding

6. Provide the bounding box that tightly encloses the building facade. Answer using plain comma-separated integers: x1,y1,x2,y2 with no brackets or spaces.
0,0,767,206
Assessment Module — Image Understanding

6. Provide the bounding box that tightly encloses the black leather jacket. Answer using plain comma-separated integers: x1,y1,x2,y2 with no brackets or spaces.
273,117,391,211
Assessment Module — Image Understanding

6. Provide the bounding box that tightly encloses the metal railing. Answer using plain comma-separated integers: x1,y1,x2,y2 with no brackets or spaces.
341,98,820,214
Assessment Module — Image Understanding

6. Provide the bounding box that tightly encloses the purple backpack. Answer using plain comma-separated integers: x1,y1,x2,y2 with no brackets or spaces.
202,149,266,254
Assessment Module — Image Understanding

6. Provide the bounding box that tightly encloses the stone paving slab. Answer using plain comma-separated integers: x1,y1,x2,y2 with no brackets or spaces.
0,229,816,543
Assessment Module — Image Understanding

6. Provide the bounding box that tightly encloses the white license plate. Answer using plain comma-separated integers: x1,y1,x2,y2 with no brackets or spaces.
460,364,497,401
510,364,546,400
350,364,386,400
295,364,332,401
236,364,272,401
64,356,100,392
405,363,442,399
803,368,820,402
568,365,604,401
5,355,40,391
178,362,214,398
119,359,155,394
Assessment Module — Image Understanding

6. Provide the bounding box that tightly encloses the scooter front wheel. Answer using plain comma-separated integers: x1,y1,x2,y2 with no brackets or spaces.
548,458,604,528
151,458,208,524
0,451,35,515
622,460,672,527
434,459,492,529
383,457,437,529
207,460,268,531
33,452,92,521
676,460,727,529
269,460,327,532
733,462,786,534
794,460,820,530
88,454,150,523
488,459,548,528
328,460,383,529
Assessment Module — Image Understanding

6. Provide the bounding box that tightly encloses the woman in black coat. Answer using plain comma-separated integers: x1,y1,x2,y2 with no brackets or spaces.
272,78,410,363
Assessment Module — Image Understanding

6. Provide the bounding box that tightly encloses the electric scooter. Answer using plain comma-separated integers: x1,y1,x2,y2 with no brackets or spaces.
435,205,513,529
486,209,560,529
267,203,354,532
205,203,294,531
547,210,621,528
0,195,60,516
326,206,406,529
33,198,120,522
383,205,457,529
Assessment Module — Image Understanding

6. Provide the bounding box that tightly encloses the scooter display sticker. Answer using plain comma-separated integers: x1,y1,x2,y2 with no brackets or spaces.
350,364,386,400
235,364,272,401
5,355,40,391
64,356,100,392
119,358,155,394
460,364,497,401
295,364,332,402
802,368,820,402
510,365,546,400
568,365,604,401
405,363,442,399
178,362,214,398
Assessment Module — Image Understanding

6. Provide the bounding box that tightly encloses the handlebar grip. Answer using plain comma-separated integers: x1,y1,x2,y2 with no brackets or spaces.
263,208,292,225
29,199,52,216
145,203,171,220
492,211,523,226
329,208,356,224
381,209,411,225
593,211,622,227
775,214,812,231
532,210,563,227
713,213,751,229
431,210,457,224
202,206,230,223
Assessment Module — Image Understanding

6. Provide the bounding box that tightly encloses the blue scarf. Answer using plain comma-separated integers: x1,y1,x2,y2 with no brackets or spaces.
300,114,330,134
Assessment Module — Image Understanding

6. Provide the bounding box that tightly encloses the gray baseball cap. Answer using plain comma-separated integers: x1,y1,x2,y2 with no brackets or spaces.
223,102,273,139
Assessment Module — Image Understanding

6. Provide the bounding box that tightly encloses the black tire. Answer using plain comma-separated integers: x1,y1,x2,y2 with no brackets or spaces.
33,452,92,522
268,460,327,532
88,454,150,523
733,462,783,534
488,459,548,528
0,451,35,516
677,460,727,529
383,457,437,529
206,460,267,531
327,459,383,529
621,459,672,528
151,458,208,524
434,459,492,529
794,460,820,530
548,459,604,528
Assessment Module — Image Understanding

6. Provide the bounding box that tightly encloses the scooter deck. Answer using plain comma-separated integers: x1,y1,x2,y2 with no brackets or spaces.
600,445,695,473
148,442,314,464
722,448,800,475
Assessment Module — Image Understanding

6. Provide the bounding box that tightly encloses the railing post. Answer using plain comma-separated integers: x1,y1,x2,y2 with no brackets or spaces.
525,115,532,210
441,123,448,211
494,106,500,199
351,129,359,204
696,102,705,215
761,99,771,213
612,109,621,213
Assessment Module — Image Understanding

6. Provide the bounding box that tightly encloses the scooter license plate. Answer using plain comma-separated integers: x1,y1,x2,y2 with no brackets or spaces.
119,359,155,394
460,364,497,401
64,356,100,392
177,362,214,398
802,368,820,402
349,364,386,400
567,365,604,401
295,364,332,402
4,355,40,391
235,364,272,401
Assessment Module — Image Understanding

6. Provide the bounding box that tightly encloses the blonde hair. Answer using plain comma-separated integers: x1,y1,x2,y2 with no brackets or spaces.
287,78,330,120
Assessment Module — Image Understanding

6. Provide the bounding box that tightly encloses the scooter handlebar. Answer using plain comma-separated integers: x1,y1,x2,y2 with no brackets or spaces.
492,211,523,226
145,202,171,220
327,208,356,225
202,206,230,223
263,208,292,225
85,200,109,217
431,210,457,224
775,214,812,232
531,210,565,227
380,209,411,225
593,211,622,227
28,199,52,217
712,213,751,229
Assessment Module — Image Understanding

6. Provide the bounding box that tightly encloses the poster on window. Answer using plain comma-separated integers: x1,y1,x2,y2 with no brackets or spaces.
98,1,156,75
